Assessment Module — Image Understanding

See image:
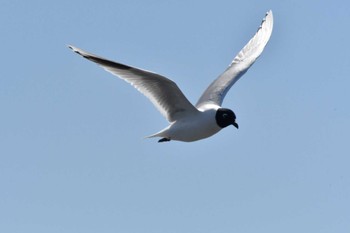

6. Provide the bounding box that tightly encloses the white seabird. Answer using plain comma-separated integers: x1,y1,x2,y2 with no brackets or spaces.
69,10,273,142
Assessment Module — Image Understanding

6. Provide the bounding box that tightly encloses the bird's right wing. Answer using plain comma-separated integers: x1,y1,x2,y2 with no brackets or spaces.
196,10,273,108
69,46,199,123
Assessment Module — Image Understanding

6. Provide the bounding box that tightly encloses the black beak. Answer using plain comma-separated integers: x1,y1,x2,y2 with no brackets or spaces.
233,122,239,129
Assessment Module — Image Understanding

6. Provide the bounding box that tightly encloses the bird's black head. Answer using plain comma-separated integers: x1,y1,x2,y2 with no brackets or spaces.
215,108,239,129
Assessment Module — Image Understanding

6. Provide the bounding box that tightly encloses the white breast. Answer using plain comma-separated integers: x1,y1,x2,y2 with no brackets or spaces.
160,108,222,142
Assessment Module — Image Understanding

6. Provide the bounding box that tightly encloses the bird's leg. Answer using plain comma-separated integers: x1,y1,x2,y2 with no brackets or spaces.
158,138,171,143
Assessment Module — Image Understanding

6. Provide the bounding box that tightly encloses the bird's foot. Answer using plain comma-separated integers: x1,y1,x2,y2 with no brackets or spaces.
158,138,171,143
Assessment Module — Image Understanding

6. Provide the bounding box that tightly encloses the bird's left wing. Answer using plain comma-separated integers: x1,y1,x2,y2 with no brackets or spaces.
69,46,199,123
196,10,273,108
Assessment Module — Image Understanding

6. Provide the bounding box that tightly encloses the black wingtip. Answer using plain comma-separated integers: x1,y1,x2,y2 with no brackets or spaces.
67,45,82,56
158,138,171,143
68,45,133,70
67,45,74,51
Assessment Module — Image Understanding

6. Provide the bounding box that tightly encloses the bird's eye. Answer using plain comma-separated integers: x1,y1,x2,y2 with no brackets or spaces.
223,113,228,118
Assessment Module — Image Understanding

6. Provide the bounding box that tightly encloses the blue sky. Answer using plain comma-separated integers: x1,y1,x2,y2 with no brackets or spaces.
1,0,350,232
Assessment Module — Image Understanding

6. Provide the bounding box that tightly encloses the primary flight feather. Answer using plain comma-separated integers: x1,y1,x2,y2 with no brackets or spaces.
69,10,273,142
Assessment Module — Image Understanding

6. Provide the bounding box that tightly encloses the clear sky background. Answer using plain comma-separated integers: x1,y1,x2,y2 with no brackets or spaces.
1,0,349,232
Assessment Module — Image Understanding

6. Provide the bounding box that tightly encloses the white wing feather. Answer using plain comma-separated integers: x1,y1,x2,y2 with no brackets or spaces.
69,46,198,122
196,10,273,108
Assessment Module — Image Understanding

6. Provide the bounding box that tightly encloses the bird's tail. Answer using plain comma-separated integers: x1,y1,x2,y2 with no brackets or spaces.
144,126,170,139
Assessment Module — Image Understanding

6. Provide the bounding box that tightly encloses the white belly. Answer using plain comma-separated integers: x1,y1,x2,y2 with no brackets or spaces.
168,120,222,142
148,108,222,142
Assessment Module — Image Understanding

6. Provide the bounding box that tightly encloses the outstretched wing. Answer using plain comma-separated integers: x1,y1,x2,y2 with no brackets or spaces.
69,46,199,123
196,10,273,108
